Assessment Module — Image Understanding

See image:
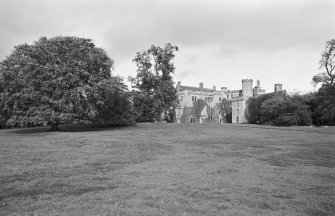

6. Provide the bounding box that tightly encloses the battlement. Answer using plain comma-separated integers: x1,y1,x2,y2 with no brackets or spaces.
242,79,253,83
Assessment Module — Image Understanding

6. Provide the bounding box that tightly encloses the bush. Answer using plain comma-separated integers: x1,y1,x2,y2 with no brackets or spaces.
312,84,335,125
246,92,312,126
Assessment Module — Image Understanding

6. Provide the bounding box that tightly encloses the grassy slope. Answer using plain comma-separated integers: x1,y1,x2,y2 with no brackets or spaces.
0,123,334,216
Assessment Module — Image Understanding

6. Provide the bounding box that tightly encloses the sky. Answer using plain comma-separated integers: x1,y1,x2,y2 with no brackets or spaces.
0,0,334,93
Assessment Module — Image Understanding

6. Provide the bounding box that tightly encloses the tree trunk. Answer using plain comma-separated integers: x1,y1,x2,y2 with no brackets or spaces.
51,124,59,131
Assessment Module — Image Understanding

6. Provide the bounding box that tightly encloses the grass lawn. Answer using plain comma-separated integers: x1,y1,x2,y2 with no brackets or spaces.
0,123,334,216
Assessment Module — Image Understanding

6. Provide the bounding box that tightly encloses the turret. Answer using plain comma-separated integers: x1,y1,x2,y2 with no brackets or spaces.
274,83,282,93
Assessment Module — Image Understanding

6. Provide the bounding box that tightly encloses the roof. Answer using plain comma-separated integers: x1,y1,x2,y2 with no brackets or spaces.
178,85,215,92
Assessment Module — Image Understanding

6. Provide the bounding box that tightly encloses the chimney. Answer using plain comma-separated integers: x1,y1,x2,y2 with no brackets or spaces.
257,80,260,88
221,87,227,93
213,86,216,91
199,82,203,89
176,81,181,91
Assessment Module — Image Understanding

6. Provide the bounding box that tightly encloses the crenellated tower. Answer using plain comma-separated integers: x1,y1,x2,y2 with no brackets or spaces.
241,79,253,97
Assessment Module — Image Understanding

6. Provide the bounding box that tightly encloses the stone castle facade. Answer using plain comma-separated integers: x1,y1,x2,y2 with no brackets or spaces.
175,79,281,124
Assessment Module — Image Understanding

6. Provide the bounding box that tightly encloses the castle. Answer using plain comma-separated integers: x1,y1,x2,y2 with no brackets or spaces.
175,79,282,124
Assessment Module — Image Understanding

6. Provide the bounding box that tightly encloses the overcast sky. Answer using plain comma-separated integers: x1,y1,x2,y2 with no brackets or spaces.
1,0,334,93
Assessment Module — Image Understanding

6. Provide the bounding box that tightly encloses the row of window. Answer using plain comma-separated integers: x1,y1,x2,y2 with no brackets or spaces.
188,96,222,102
179,95,239,102
227,93,239,100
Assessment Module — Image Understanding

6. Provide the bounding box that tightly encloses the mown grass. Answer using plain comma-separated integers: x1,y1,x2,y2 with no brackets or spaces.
0,123,334,216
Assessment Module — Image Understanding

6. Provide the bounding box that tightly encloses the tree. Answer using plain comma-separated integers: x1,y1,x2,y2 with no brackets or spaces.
218,99,232,123
260,94,312,126
245,92,277,124
310,39,335,125
312,39,335,86
130,43,179,122
245,92,312,126
0,36,134,130
0,67,7,129
311,84,335,125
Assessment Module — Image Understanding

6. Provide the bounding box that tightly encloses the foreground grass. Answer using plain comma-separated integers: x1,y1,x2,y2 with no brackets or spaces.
0,123,334,216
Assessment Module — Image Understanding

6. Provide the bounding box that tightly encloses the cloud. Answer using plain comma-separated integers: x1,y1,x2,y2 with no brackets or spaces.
102,0,335,61
0,0,334,93
177,69,197,79
0,0,334,67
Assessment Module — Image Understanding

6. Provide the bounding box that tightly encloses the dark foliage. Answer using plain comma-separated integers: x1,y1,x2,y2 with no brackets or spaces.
130,43,178,122
218,99,232,123
246,92,312,126
312,39,335,86
311,84,335,125
245,92,278,124
0,36,134,130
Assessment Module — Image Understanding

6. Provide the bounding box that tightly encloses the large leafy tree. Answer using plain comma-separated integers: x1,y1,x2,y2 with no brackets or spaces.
311,84,335,125
312,39,335,85
310,39,335,125
245,92,312,126
0,36,134,130
0,68,6,128
130,43,179,122
245,92,277,124
260,94,312,126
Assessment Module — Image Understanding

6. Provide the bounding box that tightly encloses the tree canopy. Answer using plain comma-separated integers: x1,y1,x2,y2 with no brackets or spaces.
0,36,134,130
312,39,335,86
130,43,179,122
245,92,312,126
310,83,335,125
309,38,335,125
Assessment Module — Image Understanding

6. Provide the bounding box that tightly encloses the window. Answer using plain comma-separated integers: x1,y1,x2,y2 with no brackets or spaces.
237,109,239,115
219,97,221,101
227,95,229,100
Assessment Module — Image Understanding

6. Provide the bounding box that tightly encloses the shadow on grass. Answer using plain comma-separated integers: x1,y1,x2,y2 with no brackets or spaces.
0,182,119,203
259,148,335,168
5,123,136,134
